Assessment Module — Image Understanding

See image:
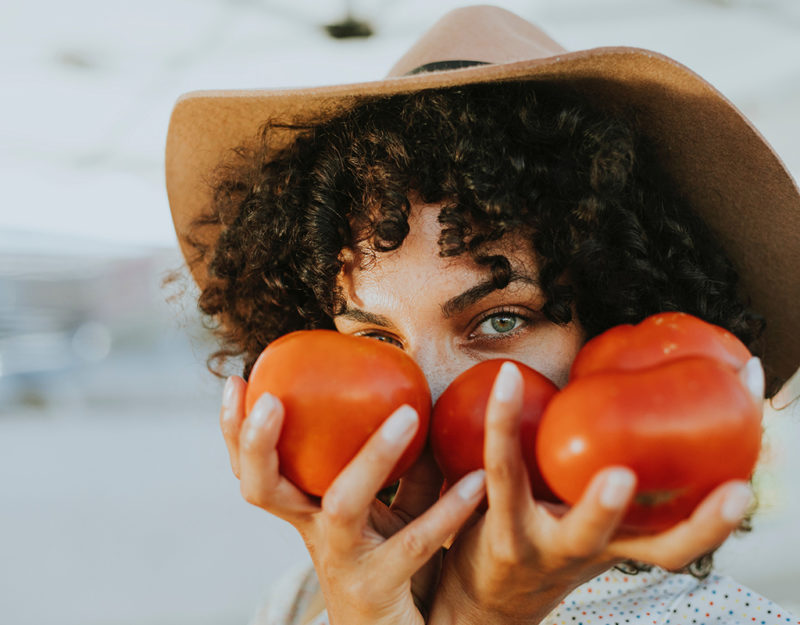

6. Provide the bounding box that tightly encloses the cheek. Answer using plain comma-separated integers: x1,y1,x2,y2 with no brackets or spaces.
542,356,576,388
413,325,583,403
511,323,585,388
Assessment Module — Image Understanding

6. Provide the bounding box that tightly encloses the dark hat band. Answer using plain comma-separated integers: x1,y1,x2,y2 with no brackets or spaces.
405,60,490,75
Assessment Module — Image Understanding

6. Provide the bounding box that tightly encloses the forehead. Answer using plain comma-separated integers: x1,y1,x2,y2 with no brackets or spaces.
341,202,538,301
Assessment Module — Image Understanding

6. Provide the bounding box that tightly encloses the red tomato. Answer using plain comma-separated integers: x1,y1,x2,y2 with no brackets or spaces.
244,330,431,497
431,359,561,502
570,312,751,379
537,313,761,532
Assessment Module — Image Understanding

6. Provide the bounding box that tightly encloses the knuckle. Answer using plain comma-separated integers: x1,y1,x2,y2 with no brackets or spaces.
488,536,523,567
484,457,515,482
400,529,429,560
321,494,356,526
240,481,267,508
240,429,265,455
364,442,401,468
487,410,518,437
220,414,238,438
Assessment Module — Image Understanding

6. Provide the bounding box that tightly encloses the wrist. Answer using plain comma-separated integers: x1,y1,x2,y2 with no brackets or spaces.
429,568,563,625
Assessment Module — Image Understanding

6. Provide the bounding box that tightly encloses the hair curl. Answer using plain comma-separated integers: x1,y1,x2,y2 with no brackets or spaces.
189,81,768,578
194,81,764,382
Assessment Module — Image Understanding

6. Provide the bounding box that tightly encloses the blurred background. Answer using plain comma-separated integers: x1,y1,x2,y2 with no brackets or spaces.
1,0,799,623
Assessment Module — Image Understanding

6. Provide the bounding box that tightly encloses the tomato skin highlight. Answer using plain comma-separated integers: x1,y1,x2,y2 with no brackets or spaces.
431,359,561,502
571,311,751,379
537,312,762,533
244,330,431,497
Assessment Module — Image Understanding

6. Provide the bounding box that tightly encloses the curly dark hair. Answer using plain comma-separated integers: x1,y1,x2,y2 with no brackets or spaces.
188,81,765,578
192,81,764,383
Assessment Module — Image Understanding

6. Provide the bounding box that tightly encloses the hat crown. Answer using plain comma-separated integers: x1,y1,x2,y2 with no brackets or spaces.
387,6,566,77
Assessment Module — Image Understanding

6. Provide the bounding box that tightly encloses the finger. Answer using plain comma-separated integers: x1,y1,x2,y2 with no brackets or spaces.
391,446,443,522
553,467,636,559
484,362,532,523
738,356,765,406
322,405,419,549
239,393,319,521
220,376,246,478
607,480,753,570
382,470,487,585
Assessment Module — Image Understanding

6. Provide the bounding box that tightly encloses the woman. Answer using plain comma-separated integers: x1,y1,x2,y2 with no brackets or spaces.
165,7,799,624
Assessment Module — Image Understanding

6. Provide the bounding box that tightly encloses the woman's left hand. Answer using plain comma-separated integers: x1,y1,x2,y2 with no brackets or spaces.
428,361,758,624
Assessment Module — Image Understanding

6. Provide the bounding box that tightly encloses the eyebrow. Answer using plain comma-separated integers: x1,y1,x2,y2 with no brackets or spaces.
337,272,539,327
441,272,538,318
337,308,395,327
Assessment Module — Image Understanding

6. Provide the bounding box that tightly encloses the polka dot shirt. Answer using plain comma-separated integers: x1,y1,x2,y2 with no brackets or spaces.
540,567,797,625
289,567,797,625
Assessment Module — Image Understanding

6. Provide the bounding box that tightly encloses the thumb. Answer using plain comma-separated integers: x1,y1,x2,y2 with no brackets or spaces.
391,445,444,521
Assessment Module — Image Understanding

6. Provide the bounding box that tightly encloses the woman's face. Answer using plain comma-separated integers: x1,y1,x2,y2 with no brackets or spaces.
334,201,585,401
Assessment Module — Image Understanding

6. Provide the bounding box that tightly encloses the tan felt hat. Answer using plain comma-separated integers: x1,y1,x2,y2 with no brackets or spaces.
165,5,800,386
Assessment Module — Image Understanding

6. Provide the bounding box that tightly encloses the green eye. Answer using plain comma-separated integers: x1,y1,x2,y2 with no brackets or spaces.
475,312,526,337
363,333,403,348
490,315,518,333
468,307,537,342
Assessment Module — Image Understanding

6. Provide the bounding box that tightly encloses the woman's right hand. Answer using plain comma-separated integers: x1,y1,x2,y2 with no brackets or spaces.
219,375,486,625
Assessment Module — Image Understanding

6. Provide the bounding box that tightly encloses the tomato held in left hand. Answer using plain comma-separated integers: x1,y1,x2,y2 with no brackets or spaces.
244,330,432,497
536,313,762,532
431,359,561,502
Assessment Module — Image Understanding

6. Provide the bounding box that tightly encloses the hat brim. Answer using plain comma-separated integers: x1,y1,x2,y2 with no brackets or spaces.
165,46,800,386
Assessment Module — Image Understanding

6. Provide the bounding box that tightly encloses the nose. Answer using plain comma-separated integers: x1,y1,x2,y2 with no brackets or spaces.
405,341,465,404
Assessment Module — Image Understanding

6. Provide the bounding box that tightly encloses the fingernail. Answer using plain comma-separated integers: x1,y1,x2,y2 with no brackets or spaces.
739,357,765,404
381,405,418,443
721,483,753,523
457,469,486,500
493,362,521,403
222,377,236,409
600,468,636,509
250,393,278,426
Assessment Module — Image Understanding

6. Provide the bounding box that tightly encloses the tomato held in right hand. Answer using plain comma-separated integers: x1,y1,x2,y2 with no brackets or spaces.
431,359,561,502
536,312,762,532
244,330,431,497
570,311,753,377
